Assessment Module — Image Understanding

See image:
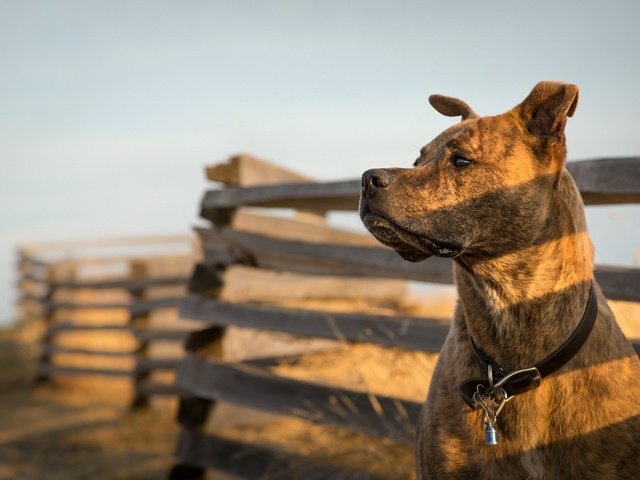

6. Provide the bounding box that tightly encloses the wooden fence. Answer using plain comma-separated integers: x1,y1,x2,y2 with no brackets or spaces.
169,155,640,479
17,235,198,407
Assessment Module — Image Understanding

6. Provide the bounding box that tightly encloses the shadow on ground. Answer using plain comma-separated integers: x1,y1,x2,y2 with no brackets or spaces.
0,329,178,480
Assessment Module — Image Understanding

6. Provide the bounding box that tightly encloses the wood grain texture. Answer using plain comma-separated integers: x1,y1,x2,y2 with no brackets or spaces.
200,180,360,221
193,263,408,304
199,228,454,284
197,228,640,301
175,354,421,442
200,158,640,220
229,211,380,246
179,295,449,352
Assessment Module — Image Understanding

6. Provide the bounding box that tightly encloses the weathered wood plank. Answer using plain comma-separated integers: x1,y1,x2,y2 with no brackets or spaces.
200,180,360,221
47,301,131,312
205,155,330,225
180,296,450,352
596,266,640,302
134,329,193,342
566,157,640,204
40,345,134,357
37,364,133,378
199,228,454,285
175,355,420,442
130,296,183,316
50,275,188,291
243,353,305,368
198,229,640,301
47,322,131,334
191,263,409,305
175,429,384,480
136,357,182,373
20,234,193,255
200,158,640,220
229,211,380,246
593,266,640,303
206,154,312,186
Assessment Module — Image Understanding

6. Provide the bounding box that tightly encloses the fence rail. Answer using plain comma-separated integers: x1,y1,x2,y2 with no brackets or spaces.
200,157,640,223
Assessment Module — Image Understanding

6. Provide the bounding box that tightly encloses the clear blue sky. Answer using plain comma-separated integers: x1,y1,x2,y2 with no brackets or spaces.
1,1,639,324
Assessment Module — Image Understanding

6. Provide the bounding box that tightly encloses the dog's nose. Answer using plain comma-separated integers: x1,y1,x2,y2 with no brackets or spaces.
362,169,395,194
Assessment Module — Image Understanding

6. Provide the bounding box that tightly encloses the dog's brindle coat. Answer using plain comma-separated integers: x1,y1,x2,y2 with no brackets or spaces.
359,82,640,479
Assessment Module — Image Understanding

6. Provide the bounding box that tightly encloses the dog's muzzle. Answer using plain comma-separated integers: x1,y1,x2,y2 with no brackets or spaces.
360,169,463,260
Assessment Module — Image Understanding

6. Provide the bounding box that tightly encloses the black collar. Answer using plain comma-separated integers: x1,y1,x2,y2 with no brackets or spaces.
459,282,598,409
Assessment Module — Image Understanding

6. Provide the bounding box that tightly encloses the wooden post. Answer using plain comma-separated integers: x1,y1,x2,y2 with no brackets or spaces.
170,327,226,479
129,260,152,409
170,265,228,479
35,261,75,383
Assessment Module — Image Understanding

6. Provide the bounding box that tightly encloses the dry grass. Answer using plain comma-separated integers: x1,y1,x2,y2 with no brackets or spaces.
211,415,416,479
274,344,436,401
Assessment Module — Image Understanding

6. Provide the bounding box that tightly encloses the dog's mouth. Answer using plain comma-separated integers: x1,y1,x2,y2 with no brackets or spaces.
361,213,463,261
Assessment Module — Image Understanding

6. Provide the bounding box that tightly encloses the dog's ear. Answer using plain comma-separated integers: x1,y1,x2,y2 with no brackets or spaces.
517,81,579,140
429,94,479,121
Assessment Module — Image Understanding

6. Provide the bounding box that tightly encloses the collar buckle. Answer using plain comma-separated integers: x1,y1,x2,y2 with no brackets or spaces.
493,366,541,395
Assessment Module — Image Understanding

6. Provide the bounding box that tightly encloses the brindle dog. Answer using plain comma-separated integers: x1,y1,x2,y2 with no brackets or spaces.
359,81,640,479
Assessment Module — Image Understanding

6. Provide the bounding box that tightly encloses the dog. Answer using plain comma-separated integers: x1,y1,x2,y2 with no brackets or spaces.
359,81,640,479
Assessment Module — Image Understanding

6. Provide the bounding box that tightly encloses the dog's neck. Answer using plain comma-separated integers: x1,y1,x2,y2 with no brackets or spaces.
453,171,595,370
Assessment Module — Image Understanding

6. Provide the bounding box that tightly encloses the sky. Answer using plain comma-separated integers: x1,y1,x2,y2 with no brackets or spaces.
1,1,639,324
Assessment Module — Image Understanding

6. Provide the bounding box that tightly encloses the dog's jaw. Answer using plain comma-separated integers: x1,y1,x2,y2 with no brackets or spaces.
361,212,463,261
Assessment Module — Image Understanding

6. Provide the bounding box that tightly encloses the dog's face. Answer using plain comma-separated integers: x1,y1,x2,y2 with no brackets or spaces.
359,81,579,262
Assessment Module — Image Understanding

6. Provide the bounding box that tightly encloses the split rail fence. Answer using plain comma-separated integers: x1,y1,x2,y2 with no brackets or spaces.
170,155,640,479
18,236,197,407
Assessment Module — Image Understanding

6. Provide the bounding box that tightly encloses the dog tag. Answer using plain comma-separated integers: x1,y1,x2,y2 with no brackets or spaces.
484,422,498,446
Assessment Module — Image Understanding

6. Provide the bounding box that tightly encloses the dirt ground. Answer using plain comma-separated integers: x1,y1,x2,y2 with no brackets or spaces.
0,329,179,480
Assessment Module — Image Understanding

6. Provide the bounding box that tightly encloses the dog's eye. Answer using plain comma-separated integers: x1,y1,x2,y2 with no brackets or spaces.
452,156,472,168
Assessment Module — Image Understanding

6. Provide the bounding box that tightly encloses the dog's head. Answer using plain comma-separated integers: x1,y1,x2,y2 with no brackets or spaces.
359,81,579,262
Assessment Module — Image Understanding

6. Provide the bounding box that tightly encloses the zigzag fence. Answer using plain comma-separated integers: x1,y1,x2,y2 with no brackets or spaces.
17,235,197,407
